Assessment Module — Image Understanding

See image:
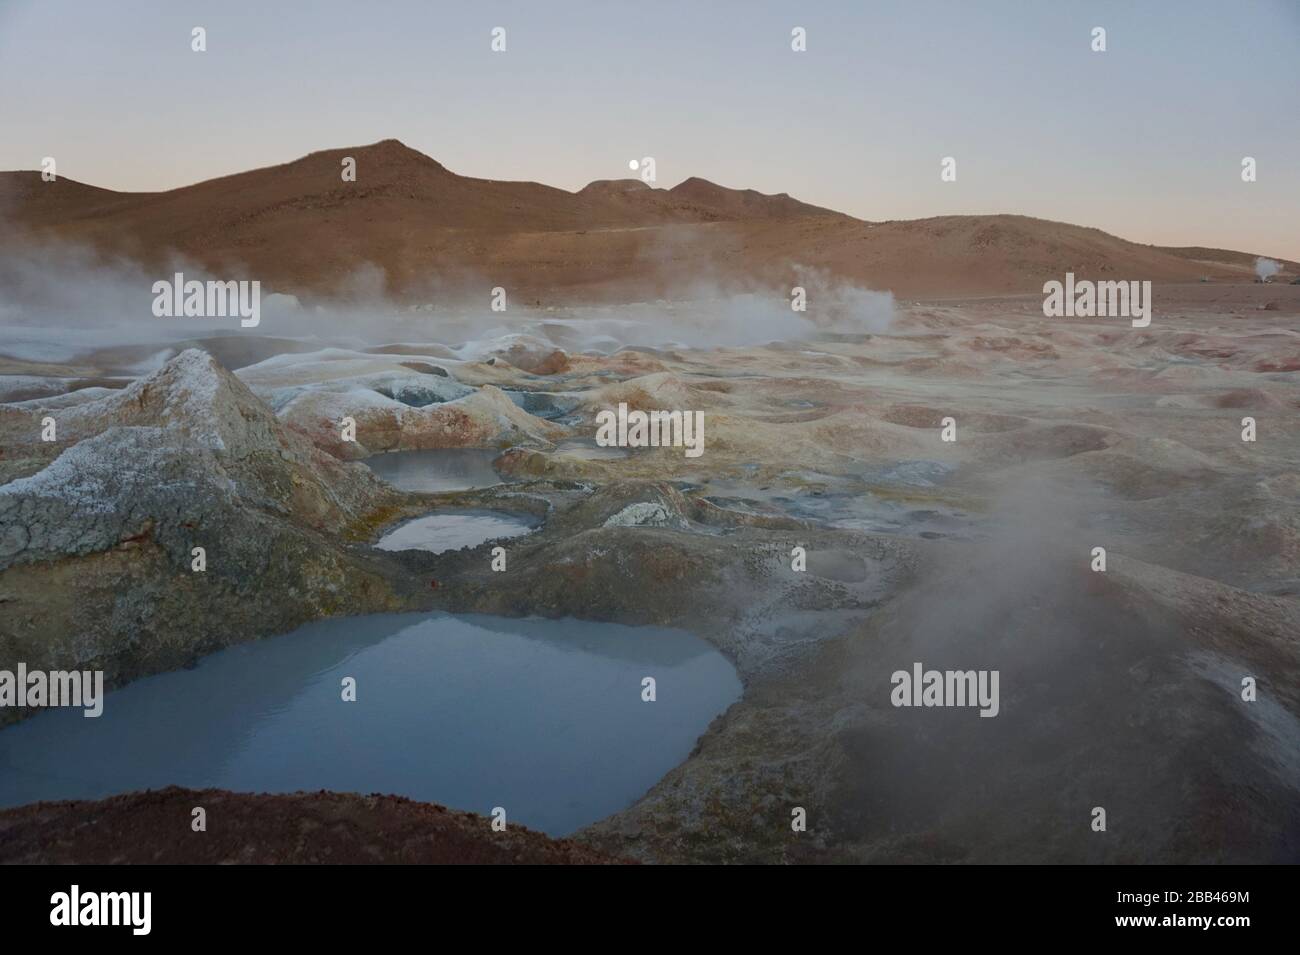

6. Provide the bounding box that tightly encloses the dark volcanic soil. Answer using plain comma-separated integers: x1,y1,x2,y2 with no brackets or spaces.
0,787,628,864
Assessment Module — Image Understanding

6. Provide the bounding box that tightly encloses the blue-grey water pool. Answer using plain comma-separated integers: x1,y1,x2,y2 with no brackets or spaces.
375,510,538,553
0,613,741,836
364,449,506,493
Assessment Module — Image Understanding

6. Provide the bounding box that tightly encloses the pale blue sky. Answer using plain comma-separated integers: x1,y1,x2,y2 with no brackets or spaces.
1,0,1296,257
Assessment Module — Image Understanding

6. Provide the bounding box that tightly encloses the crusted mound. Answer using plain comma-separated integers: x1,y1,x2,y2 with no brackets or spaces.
0,350,407,724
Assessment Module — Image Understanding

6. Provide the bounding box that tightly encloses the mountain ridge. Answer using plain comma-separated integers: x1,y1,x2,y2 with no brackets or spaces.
2,139,1295,301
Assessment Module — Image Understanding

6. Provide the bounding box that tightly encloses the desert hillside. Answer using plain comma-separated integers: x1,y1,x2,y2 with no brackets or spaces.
2,139,1295,301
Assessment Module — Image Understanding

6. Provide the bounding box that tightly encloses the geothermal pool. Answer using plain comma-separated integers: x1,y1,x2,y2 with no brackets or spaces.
0,613,741,835
364,449,506,493
375,509,538,553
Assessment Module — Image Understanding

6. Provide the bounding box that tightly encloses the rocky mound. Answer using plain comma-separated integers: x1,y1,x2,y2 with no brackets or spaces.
0,350,408,724
279,381,566,458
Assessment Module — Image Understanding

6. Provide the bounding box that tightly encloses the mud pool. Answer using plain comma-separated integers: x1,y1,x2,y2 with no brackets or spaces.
364,449,507,493
0,613,742,835
375,510,538,553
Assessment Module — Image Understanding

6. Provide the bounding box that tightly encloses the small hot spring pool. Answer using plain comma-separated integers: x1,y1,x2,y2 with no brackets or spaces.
376,509,539,554
364,449,506,493
0,613,741,836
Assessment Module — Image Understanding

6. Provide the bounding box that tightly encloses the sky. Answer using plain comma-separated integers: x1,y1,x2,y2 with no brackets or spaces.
1,0,1297,259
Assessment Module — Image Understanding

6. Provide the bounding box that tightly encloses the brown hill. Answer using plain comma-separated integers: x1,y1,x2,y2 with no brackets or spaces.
668,175,840,219
1,138,1294,301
